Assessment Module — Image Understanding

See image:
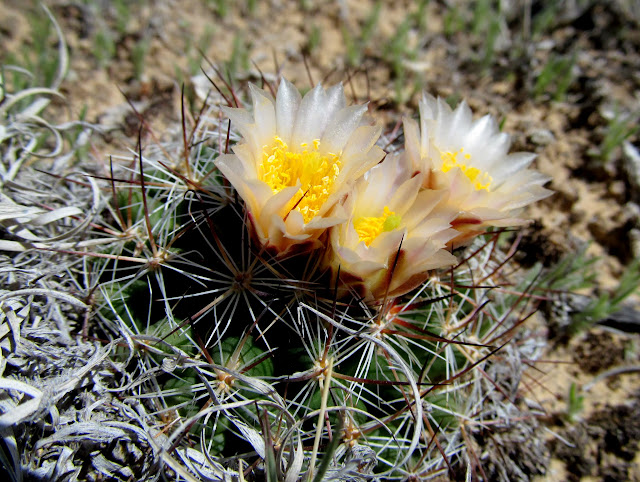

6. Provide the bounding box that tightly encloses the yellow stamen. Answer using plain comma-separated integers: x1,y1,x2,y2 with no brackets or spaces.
353,206,401,246
260,137,341,223
440,147,492,191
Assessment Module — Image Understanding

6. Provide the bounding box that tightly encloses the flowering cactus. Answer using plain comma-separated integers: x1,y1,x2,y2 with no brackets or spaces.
83,76,552,480
217,80,551,303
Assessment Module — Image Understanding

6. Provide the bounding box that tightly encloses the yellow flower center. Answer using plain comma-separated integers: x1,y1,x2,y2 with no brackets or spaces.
440,147,492,191
353,206,401,246
260,137,341,223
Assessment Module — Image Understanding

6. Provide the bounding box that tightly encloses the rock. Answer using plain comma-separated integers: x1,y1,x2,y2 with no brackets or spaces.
529,129,555,146
622,202,640,223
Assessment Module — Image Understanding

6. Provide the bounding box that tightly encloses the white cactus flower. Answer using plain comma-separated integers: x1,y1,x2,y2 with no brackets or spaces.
215,79,384,254
404,93,552,244
326,154,457,302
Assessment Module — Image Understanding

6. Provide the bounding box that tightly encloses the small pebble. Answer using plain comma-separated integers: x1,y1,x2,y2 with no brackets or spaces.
529,129,555,146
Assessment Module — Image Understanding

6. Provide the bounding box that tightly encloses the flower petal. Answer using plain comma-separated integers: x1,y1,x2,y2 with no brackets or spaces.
321,104,368,153
275,78,301,143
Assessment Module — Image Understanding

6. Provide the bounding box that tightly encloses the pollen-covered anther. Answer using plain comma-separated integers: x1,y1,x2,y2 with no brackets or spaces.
260,137,341,223
353,206,402,246
440,147,492,191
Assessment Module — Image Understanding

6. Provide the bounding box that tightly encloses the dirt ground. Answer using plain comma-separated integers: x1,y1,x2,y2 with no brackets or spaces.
2,0,640,480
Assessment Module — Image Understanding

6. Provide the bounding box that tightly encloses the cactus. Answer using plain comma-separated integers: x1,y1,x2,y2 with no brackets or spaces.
80,77,550,480
0,15,551,478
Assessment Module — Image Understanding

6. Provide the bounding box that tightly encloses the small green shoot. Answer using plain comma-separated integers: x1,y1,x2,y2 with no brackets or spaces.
531,3,562,39
223,33,251,83
185,25,215,76
312,417,344,482
341,1,382,66
306,24,322,56
481,9,502,68
444,0,504,68
384,18,417,104
299,0,313,12
445,93,462,109
599,109,640,162
533,53,576,101
566,382,584,422
113,0,132,34
536,244,599,294
27,10,59,86
260,409,278,482
361,1,383,45
93,29,117,68
211,0,229,18
131,38,150,81
498,115,507,131
443,6,465,36
341,26,359,66
246,0,258,15
4,8,61,88
412,0,431,34
569,258,640,335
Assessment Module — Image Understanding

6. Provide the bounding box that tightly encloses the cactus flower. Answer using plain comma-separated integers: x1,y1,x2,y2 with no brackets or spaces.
404,93,552,245
215,79,384,255
326,154,457,302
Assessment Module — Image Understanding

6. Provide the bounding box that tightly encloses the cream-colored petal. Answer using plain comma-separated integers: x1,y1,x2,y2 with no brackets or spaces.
232,143,259,177
216,156,271,216
419,93,438,120
222,106,254,139
291,83,327,146
501,185,553,211
412,219,457,241
249,84,277,144
353,158,404,214
447,101,473,138
389,175,423,215
368,228,405,253
215,156,270,211
261,184,301,219
462,114,494,150
335,245,386,273
402,189,447,227
404,245,457,272
491,152,537,183
305,213,346,230
321,104,368,153
323,83,347,121
275,78,301,143
433,97,455,142
403,117,423,170
340,126,384,178
283,209,306,235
